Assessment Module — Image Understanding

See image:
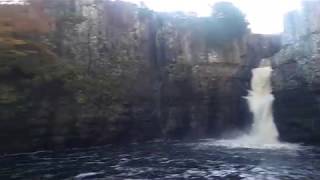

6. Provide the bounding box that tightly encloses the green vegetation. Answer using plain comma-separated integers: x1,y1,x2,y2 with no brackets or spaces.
0,0,250,151
204,2,248,47
0,0,142,149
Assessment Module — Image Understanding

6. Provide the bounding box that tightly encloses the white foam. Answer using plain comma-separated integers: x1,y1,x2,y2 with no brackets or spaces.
74,172,103,179
200,138,299,150
244,66,280,144
200,66,299,150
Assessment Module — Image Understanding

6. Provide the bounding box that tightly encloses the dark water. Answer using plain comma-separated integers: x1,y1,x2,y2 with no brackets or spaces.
0,139,320,180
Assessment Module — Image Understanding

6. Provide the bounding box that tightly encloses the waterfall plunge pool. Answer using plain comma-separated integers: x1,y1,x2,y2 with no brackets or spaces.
0,139,319,179
0,66,317,179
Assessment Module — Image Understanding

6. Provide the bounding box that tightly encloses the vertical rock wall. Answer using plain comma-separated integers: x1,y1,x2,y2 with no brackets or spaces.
271,1,320,143
0,0,281,153
47,0,282,143
63,0,255,139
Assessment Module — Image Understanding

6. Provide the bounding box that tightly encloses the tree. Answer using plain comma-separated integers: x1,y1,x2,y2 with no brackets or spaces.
0,0,54,36
205,2,248,47
0,1,56,62
213,2,248,36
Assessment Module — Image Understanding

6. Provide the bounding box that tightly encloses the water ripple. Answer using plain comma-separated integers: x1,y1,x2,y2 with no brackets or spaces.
0,140,319,179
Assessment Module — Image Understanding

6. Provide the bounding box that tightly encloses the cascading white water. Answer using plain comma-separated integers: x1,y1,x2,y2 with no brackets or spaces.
245,66,279,144
201,64,298,149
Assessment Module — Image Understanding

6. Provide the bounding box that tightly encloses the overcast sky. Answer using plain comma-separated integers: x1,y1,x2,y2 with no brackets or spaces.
124,0,302,34
0,0,302,34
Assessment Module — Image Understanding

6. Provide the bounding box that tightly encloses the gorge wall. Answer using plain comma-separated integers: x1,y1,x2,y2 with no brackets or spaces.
271,0,320,143
0,0,279,153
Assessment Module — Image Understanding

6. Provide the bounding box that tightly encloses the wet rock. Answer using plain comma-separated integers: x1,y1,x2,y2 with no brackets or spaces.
271,1,320,143
0,0,280,153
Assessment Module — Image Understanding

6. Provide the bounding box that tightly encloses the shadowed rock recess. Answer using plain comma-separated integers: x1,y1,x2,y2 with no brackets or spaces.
0,0,280,153
271,1,320,143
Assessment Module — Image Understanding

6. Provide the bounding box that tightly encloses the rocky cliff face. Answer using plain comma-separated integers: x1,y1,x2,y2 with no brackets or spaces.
271,1,320,143
62,1,281,139
0,0,280,153
52,0,255,139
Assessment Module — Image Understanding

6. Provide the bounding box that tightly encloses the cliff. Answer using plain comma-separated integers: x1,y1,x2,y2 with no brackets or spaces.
0,0,279,153
271,0,320,143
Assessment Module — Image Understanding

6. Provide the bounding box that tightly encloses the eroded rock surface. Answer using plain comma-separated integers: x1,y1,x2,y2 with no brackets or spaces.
0,0,280,153
271,1,320,143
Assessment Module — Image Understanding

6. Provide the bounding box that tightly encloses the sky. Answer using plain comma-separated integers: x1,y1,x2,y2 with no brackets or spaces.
124,0,302,34
0,0,302,34
0,0,24,4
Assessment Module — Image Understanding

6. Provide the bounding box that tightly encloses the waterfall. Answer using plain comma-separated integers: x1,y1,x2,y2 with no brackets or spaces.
203,64,298,149
245,66,279,144
198,65,300,149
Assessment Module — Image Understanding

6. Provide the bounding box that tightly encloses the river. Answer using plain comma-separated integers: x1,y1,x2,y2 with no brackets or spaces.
0,139,319,179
